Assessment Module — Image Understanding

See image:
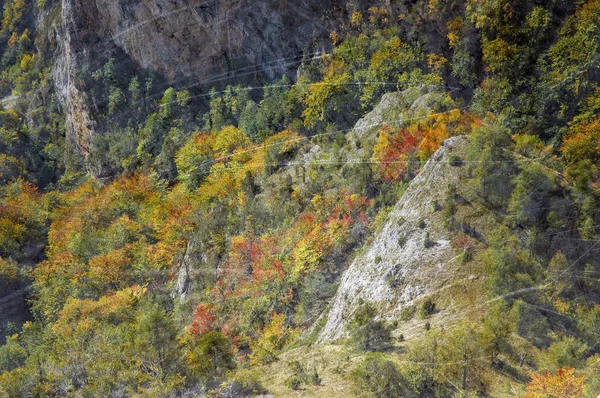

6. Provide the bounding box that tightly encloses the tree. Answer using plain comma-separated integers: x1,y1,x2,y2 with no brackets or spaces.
350,303,392,352
524,367,585,398
467,121,515,207
249,313,294,365
190,331,235,381
302,59,355,128
175,132,215,190
507,162,557,228
546,336,588,369
133,306,181,379
351,353,408,398
482,226,541,299
190,304,216,336
482,300,513,363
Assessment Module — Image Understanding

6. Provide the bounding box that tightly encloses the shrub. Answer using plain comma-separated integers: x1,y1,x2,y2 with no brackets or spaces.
423,232,433,248
351,353,405,398
250,313,295,365
350,303,392,352
227,369,267,396
449,154,462,166
190,331,235,380
397,234,407,247
310,369,322,385
443,184,457,230
420,298,436,318
460,248,473,264
286,376,302,390
399,305,416,321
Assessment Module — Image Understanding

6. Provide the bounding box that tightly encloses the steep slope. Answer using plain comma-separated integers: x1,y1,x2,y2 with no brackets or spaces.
51,0,357,177
318,135,495,342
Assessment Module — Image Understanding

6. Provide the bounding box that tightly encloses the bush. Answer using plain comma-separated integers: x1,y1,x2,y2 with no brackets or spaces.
423,232,433,248
310,369,322,385
399,305,416,321
284,360,321,390
350,303,392,352
460,248,473,264
420,298,436,318
397,234,407,247
226,369,266,396
351,353,405,398
449,154,462,166
286,375,302,390
443,184,457,230
190,331,235,380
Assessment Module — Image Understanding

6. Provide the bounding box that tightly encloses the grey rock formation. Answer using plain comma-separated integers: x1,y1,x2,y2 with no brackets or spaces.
51,0,361,177
317,136,475,342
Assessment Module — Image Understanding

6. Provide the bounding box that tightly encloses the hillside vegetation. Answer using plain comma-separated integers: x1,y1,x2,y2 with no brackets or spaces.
0,0,599,397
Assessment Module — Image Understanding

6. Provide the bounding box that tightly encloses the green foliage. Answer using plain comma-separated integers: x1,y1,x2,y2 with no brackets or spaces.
399,305,416,321
351,353,409,398
134,305,181,377
0,334,27,373
443,183,457,230
350,303,392,352
239,76,296,141
175,132,214,190
507,162,557,228
510,300,550,347
482,226,541,299
467,121,515,207
190,330,235,380
419,298,437,318
423,231,433,248
546,336,588,369
2,1,600,395
284,360,320,390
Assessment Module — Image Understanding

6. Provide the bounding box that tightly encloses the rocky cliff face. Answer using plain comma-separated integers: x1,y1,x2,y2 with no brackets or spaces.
317,133,494,342
58,0,347,83
51,0,358,178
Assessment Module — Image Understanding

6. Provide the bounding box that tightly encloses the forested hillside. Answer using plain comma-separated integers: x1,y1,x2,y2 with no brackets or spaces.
0,0,599,396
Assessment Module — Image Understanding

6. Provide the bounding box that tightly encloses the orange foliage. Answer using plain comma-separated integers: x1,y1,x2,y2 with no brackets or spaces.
561,116,600,163
524,367,585,398
372,125,421,182
53,286,145,338
86,245,135,292
371,110,475,182
190,304,216,336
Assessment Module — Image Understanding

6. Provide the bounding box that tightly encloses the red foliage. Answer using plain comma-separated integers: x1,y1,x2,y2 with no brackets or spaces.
190,304,216,336
452,233,475,251
373,126,421,182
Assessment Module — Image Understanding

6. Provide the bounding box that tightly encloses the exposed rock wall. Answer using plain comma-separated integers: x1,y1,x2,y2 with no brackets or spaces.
53,0,102,177
317,135,488,342
51,0,360,177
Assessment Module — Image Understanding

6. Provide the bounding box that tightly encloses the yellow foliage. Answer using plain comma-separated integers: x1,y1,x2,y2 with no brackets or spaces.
53,286,145,338
302,60,351,127
524,367,585,398
7,31,17,47
213,126,251,159
427,54,448,74
482,38,514,74
446,17,464,48
351,11,363,25
249,313,295,365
